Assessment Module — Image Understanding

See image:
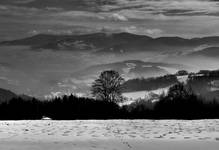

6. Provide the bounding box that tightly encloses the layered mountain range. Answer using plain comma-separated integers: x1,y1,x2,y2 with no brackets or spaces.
0,88,33,103
1,33,219,55
0,88,17,103
0,32,219,98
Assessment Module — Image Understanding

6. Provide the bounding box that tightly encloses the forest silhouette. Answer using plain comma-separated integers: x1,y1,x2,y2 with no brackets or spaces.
0,70,219,120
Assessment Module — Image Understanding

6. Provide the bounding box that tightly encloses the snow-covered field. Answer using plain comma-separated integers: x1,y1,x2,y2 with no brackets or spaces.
0,120,219,150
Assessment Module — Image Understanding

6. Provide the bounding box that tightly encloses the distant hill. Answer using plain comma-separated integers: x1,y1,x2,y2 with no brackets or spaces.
187,70,219,100
122,75,178,93
0,33,151,53
122,69,219,101
1,33,219,54
0,88,17,103
187,47,219,57
0,88,34,103
65,60,186,93
72,60,186,80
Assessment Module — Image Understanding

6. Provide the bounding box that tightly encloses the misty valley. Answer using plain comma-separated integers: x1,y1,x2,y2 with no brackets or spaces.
0,32,219,120
0,33,219,100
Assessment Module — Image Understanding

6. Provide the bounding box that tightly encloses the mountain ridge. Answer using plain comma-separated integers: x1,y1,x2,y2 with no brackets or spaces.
187,47,219,57
1,32,219,53
0,88,17,103
0,88,34,103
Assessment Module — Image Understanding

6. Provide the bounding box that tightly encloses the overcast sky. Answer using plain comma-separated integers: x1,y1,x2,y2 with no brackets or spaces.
0,0,219,40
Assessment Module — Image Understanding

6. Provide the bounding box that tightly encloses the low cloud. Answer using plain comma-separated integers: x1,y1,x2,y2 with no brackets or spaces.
13,0,36,4
0,76,19,86
122,26,163,37
0,0,219,40
110,13,128,21
144,29,163,36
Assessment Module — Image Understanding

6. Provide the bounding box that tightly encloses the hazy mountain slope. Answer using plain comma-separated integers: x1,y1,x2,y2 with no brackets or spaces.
0,33,152,52
123,70,219,101
1,33,219,97
2,33,219,54
187,47,219,57
122,75,178,93
58,60,186,94
0,88,17,103
72,60,185,80
187,70,219,100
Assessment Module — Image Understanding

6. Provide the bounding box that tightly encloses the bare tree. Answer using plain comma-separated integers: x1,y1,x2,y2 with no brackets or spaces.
91,70,124,103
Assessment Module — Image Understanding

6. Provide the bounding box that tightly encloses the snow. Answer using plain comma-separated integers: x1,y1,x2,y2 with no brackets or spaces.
210,87,219,92
210,81,219,91
177,75,189,84
195,74,205,77
157,66,178,74
0,120,219,150
122,74,192,103
41,116,52,120
211,80,219,87
142,65,153,68
122,63,136,74
123,87,169,102
126,63,136,69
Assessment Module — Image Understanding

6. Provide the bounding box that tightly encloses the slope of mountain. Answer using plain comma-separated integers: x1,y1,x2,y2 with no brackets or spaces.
1,33,219,54
0,33,152,52
0,88,35,103
122,69,219,101
187,70,219,100
72,60,186,80
0,88,17,103
187,47,219,57
58,60,186,94
1,32,219,98
122,75,178,93
122,87,170,103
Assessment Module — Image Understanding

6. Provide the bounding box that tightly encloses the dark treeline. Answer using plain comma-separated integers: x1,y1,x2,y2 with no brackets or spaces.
122,83,219,119
0,83,219,120
187,70,219,100
0,95,121,120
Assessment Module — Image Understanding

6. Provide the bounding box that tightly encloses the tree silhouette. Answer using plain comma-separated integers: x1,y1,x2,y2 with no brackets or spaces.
167,83,191,100
91,70,124,103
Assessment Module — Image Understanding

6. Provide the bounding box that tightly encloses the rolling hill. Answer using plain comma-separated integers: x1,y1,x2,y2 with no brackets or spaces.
187,47,219,57
122,70,219,101
0,88,17,103
1,32,219,98
1,33,219,54
122,75,178,93
0,88,34,103
60,60,186,94
71,60,186,80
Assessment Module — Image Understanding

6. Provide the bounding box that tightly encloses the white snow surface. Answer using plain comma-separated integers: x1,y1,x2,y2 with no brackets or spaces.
0,120,219,150
177,75,189,84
